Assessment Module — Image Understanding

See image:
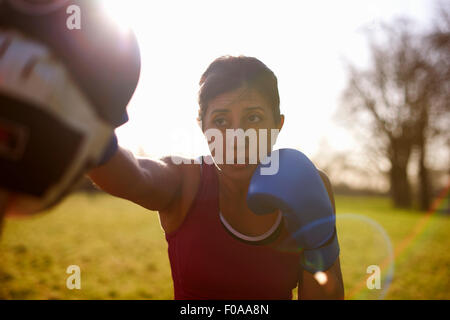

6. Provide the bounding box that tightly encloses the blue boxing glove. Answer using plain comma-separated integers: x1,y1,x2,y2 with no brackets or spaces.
247,148,340,273
95,111,129,166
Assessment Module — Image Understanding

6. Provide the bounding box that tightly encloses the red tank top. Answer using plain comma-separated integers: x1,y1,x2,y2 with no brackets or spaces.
165,158,302,300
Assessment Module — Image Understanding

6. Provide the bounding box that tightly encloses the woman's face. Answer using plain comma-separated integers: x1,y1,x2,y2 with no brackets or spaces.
202,87,284,179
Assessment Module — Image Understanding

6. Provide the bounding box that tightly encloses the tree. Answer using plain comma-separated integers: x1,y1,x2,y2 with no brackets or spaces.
419,2,450,210
339,17,446,209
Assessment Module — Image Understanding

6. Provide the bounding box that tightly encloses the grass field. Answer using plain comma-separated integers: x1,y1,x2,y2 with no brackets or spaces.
0,192,449,300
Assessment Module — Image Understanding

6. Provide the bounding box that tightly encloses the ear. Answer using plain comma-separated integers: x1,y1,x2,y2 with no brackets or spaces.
272,114,284,147
270,114,284,149
278,114,285,131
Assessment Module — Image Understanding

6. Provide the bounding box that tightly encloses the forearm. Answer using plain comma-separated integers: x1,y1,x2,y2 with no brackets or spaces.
87,146,147,201
298,258,345,300
298,277,344,300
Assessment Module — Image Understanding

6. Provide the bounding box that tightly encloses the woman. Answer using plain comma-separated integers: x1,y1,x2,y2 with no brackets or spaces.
88,55,344,300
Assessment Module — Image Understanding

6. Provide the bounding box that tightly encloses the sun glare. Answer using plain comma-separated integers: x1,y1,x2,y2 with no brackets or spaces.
98,0,430,161
100,0,138,33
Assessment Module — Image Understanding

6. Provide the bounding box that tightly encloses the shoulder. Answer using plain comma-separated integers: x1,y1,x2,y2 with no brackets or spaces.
158,155,203,233
157,155,202,180
158,155,203,199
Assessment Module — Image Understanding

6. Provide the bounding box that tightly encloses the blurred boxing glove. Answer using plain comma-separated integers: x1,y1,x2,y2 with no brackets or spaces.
0,0,140,128
0,0,141,216
247,148,340,273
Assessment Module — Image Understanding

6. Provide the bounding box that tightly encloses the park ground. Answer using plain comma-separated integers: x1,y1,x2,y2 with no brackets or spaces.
0,193,449,300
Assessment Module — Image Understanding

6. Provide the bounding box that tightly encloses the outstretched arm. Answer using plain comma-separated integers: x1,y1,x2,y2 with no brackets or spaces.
88,147,183,212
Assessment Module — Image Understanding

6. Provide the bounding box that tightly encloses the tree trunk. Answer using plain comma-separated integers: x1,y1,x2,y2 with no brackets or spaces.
390,163,412,208
389,138,412,208
417,135,431,211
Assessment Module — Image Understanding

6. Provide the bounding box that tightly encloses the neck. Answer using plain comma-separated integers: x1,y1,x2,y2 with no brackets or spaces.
214,165,280,237
218,173,250,204
215,164,257,216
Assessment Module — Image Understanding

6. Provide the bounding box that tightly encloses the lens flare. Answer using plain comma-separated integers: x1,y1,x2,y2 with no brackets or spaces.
314,271,328,285
339,182,449,300
100,0,137,33
337,213,395,300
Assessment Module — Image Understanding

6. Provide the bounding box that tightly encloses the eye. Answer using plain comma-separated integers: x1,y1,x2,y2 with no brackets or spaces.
248,114,262,123
214,117,228,127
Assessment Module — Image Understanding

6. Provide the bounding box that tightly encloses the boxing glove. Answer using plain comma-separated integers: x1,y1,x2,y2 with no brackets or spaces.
0,0,140,215
0,0,140,128
247,148,340,273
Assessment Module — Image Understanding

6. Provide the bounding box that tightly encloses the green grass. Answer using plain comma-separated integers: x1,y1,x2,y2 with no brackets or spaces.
336,196,450,300
0,193,449,300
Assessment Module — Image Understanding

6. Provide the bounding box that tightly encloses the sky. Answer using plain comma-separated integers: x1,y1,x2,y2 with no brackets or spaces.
102,0,434,160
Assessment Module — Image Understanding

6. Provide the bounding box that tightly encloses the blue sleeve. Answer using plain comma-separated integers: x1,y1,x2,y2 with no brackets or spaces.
96,132,119,166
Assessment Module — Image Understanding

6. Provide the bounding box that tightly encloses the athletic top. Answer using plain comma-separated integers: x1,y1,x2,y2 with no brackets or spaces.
165,157,302,300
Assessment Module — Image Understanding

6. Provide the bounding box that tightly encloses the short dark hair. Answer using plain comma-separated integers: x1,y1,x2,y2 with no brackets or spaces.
198,55,281,127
